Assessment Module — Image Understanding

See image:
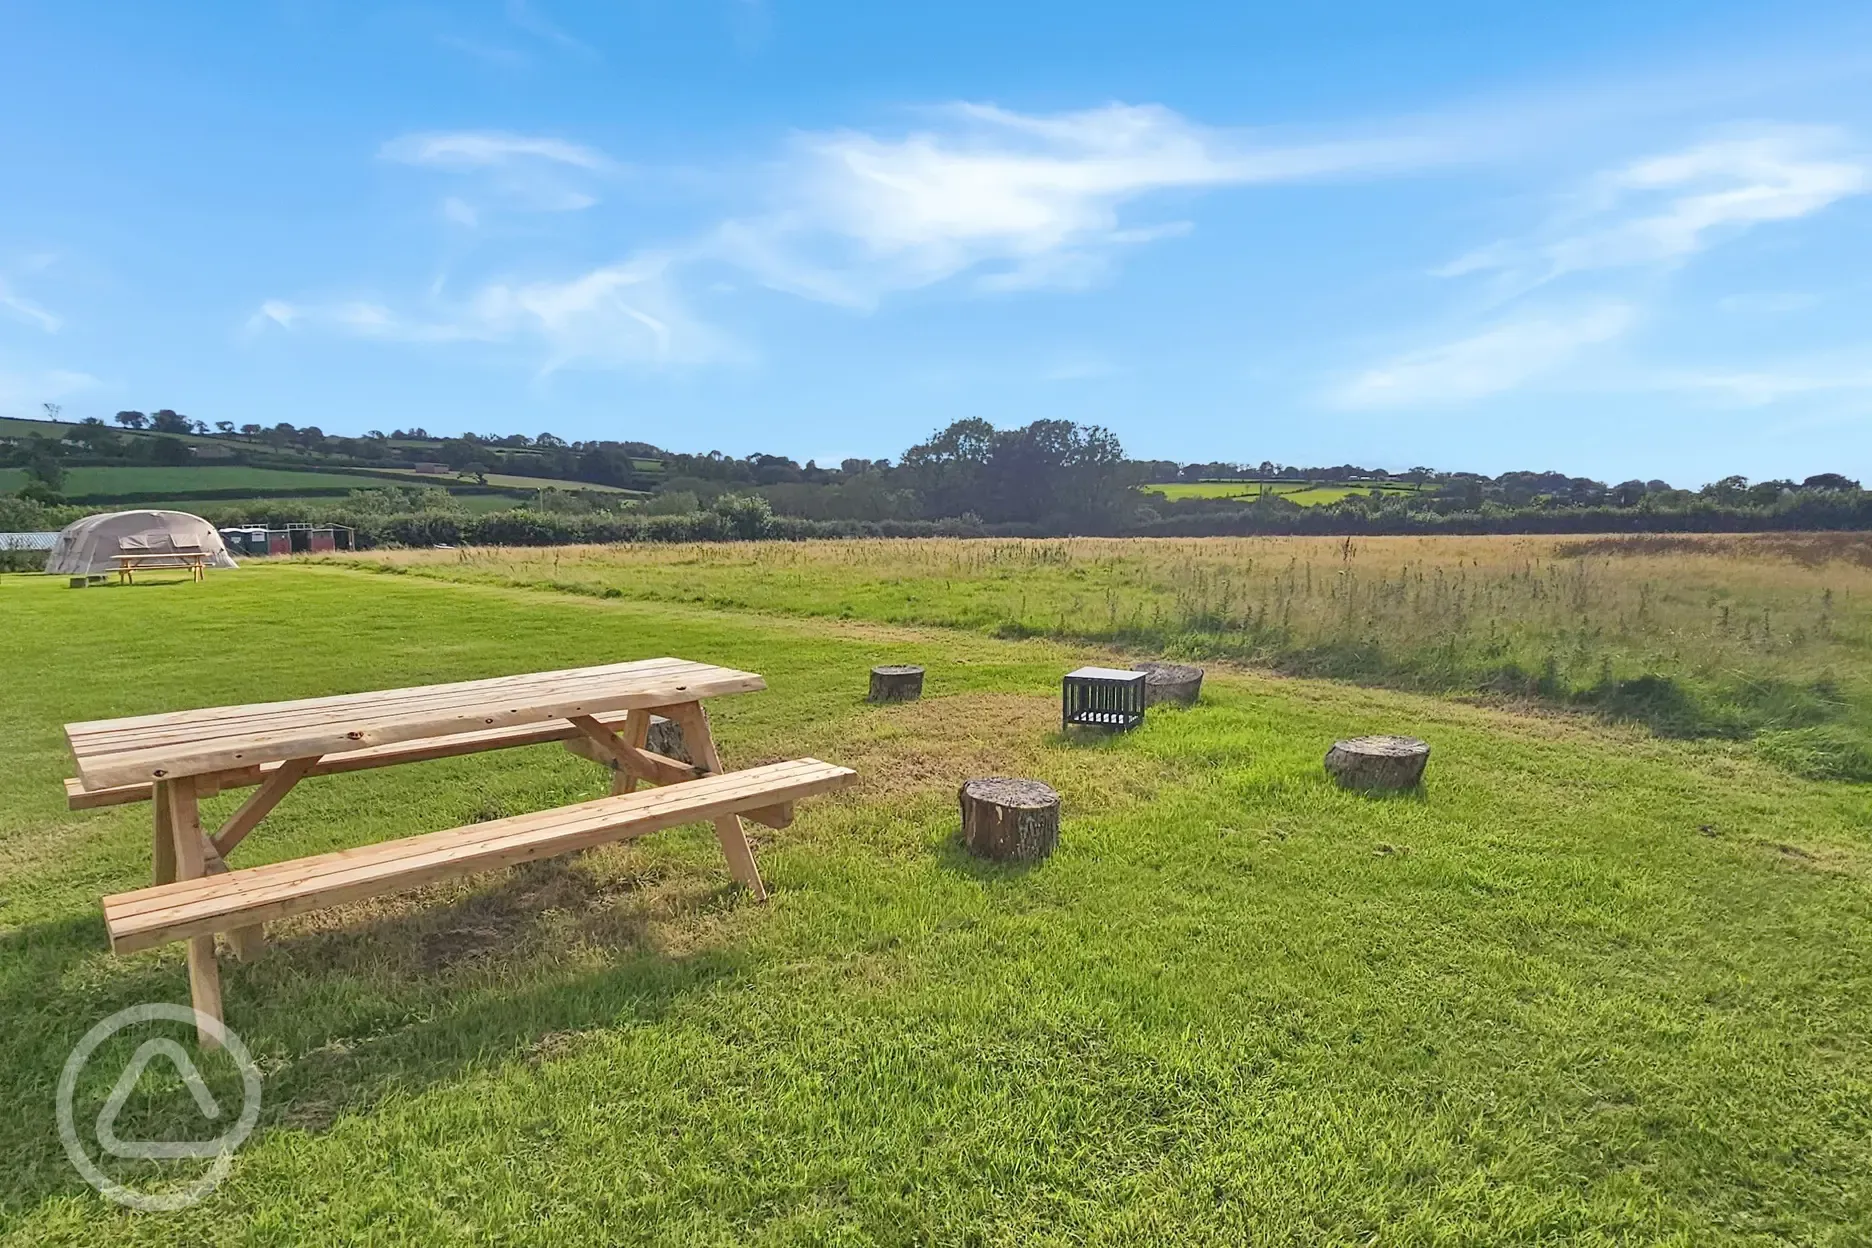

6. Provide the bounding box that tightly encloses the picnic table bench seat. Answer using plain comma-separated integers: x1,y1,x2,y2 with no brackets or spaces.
104,758,855,955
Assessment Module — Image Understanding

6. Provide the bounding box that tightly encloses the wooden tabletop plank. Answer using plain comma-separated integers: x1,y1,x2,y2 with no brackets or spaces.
70,658,765,789
77,671,764,790
71,665,738,764
66,658,728,749
67,657,701,745
66,666,709,760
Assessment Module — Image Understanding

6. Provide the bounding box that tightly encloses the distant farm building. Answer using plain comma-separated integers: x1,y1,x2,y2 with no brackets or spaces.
0,531,59,570
411,462,451,475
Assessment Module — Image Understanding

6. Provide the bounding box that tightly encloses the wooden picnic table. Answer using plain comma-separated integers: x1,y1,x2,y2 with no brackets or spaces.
112,548,210,583
65,657,855,1046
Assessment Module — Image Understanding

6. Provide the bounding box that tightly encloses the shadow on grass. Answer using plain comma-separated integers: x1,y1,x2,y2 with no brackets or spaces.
0,856,753,1220
1340,784,1431,804
1047,727,1139,750
932,836,1047,884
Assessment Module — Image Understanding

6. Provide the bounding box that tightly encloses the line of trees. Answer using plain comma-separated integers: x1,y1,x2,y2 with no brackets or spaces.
5,404,1871,537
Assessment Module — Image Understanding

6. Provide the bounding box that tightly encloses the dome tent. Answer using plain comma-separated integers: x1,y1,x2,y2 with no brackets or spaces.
47,510,238,576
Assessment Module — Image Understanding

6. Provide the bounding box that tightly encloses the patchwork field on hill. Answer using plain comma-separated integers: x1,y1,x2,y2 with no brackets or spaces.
1147,480,1425,504
0,465,399,500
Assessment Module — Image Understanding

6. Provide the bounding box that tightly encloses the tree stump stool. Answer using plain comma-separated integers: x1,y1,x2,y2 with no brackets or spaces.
645,715,691,764
1325,736,1430,791
868,665,925,703
959,778,1060,862
1134,661,1204,707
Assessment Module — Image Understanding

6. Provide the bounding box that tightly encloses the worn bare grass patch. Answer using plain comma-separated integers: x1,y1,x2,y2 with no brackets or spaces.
779,690,1187,816
267,843,743,983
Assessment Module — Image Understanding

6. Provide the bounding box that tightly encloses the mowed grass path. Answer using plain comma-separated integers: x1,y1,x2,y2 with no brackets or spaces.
3,566,1870,1243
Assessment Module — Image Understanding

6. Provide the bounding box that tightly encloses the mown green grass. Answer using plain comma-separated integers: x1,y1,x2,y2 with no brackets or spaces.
1280,484,1421,506
3,566,1870,1242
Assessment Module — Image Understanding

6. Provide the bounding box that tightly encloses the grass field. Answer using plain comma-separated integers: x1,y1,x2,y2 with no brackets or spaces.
3,561,1871,1242
1147,481,1422,504
0,462,603,514
0,465,398,499
350,535,1872,777
371,467,642,495
169,492,524,517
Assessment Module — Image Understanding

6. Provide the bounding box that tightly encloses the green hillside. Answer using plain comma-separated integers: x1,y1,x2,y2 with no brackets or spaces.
0,465,398,501
0,413,667,520
0,415,665,515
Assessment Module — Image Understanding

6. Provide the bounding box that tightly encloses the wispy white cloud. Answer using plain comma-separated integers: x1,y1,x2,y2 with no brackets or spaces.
727,0,771,55
279,100,1459,374
711,102,1451,307
1651,360,1872,405
381,130,610,221
381,131,610,172
504,0,598,60
1715,290,1820,314
1334,127,1871,409
435,34,530,69
442,196,480,228
248,299,299,333
1335,303,1637,408
0,279,61,333
1440,127,1869,290
249,256,735,371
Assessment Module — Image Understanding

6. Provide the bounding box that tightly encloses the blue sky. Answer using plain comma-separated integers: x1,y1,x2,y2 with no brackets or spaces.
2,1,1870,483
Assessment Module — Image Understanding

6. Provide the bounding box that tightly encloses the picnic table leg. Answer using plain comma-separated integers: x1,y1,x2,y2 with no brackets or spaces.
157,778,225,1050
610,710,652,795
664,701,768,902
152,790,177,886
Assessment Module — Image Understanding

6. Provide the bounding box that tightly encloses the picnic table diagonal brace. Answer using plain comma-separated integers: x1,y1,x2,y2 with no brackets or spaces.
662,701,769,901
568,701,772,900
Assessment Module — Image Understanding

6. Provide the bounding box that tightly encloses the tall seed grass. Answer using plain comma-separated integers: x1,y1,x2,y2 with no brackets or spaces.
352,533,1872,775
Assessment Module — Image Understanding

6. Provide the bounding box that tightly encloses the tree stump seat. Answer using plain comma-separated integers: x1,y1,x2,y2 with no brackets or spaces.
868,665,925,703
959,777,1060,862
1134,661,1204,707
645,715,691,763
1325,736,1430,791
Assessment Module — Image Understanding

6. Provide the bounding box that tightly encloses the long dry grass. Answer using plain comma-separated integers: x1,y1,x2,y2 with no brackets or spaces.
349,534,1872,776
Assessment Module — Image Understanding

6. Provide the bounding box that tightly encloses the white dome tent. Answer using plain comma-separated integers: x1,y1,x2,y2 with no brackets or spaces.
47,510,238,577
